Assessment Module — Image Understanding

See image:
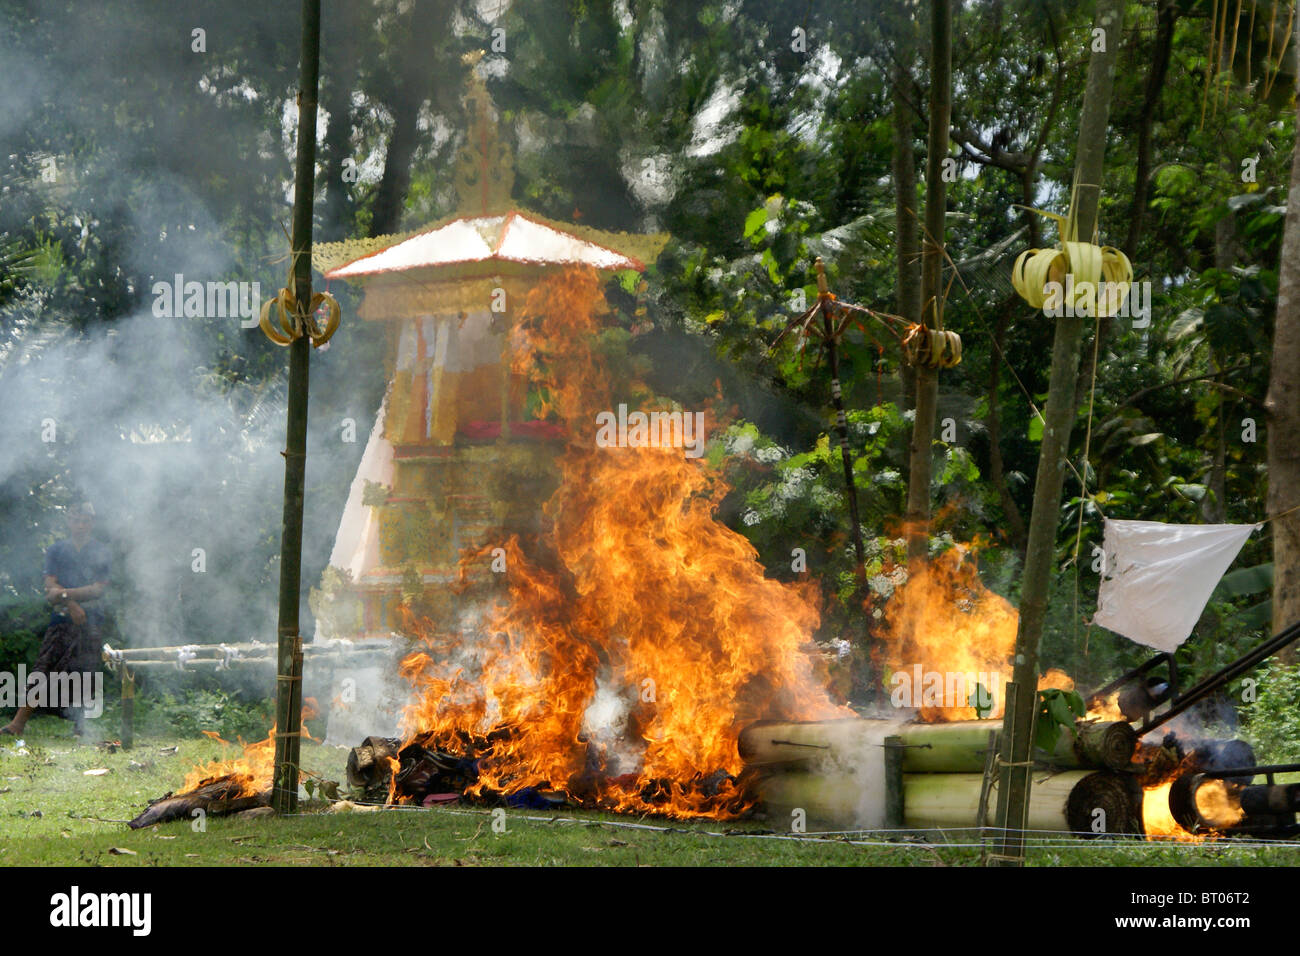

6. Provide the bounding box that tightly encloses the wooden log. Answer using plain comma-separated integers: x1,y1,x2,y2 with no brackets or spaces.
738,718,1135,772
1073,719,1138,771
128,777,271,829
1065,770,1144,836
120,666,134,751
757,768,1143,834
346,736,401,789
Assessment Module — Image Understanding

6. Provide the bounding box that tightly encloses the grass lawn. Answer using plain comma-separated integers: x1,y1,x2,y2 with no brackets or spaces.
3,714,1299,866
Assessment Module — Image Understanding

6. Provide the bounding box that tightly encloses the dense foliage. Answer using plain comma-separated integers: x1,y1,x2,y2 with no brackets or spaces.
0,1,1294,745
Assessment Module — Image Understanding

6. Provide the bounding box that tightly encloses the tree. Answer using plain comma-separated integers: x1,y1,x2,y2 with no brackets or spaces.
1267,15,1300,659
993,0,1125,865
904,0,950,565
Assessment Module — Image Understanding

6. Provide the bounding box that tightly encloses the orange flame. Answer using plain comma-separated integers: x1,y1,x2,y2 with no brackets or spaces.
176,701,319,797
178,730,276,797
1135,748,1227,842
395,267,848,817
1140,778,1201,841
1086,689,1125,722
1194,778,1245,829
876,547,1021,721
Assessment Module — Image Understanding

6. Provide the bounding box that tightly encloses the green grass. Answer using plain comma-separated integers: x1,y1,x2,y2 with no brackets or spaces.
3,714,1299,866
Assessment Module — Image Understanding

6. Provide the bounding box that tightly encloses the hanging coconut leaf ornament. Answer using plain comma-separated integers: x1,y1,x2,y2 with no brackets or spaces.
1011,190,1133,318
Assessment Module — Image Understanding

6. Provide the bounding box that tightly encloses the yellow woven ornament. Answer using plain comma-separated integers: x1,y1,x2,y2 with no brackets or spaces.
902,325,963,369
1010,205,1132,319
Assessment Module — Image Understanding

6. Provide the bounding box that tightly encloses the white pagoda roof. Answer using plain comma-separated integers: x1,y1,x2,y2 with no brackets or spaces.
325,211,643,279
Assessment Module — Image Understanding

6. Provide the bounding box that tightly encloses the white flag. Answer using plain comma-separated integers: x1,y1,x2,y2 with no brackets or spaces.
1093,519,1259,652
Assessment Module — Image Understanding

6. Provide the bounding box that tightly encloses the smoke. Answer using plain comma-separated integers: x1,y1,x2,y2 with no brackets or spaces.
0,2,382,659
0,298,379,649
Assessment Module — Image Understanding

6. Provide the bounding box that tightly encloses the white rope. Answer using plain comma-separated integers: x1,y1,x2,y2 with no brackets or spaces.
324,802,1300,850
215,644,244,671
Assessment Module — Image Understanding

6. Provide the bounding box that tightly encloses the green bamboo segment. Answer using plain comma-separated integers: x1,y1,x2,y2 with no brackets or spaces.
738,718,1136,773
758,768,1142,834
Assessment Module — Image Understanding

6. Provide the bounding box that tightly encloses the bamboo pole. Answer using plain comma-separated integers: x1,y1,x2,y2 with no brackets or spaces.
271,0,323,816
884,735,905,827
995,0,1126,865
904,0,951,564
738,717,1135,772
757,769,1140,834
817,262,868,589
103,641,391,660
120,666,134,751
105,652,382,670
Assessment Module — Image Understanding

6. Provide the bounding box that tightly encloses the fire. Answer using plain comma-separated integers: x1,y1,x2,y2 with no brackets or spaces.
876,547,1021,721
395,267,848,817
1194,778,1245,829
176,704,319,797
178,730,276,797
1140,779,1200,841
1086,689,1125,722
1135,747,1233,842
1038,668,1074,691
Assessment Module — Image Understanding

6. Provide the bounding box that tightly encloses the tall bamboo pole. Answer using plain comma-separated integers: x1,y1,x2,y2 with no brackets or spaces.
904,0,951,565
817,263,868,587
992,0,1125,864
271,0,322,816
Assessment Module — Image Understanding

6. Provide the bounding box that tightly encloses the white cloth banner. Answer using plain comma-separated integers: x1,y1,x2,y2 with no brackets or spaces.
1093,518,1259,652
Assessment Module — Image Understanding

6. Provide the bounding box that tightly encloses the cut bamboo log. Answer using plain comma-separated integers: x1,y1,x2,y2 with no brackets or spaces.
738,717,1135,772
758,768,1142,834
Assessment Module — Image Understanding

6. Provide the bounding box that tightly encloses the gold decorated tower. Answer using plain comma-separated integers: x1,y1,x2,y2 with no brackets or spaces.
311,58,668,644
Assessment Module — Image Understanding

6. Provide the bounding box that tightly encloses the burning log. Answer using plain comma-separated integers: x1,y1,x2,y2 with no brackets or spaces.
346,736,479,805
1167,760,1300,836
345,736,401,792
757,768,1143,834
127,777,270,829
1064,770,1145,835
738,717,1136,773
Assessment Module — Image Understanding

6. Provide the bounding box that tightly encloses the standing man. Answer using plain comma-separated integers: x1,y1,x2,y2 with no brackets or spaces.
1,501,111,736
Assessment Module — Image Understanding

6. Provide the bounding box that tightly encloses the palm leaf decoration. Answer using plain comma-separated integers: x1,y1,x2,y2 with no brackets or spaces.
1010,185,1133,318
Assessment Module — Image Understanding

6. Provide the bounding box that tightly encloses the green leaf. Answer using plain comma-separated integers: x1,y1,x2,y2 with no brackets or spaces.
969,682,995,718
1229,598,1272,629
1035,688,1084,755
1028,415,1044,443
743,206,768,240
1216,563,1273,598
1064,689,1086,720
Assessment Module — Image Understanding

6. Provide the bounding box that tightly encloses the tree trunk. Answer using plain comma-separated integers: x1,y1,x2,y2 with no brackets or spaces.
994,0,1126,864
904,0,952,566
1122,0,1177,259
892,44,921,416
368,90,421,238
986,296,1028,551
366,0,442,239
1267,15,1300,659
319,6,358,242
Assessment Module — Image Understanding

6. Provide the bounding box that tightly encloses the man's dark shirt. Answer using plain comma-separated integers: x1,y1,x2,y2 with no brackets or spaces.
43,539,111,625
